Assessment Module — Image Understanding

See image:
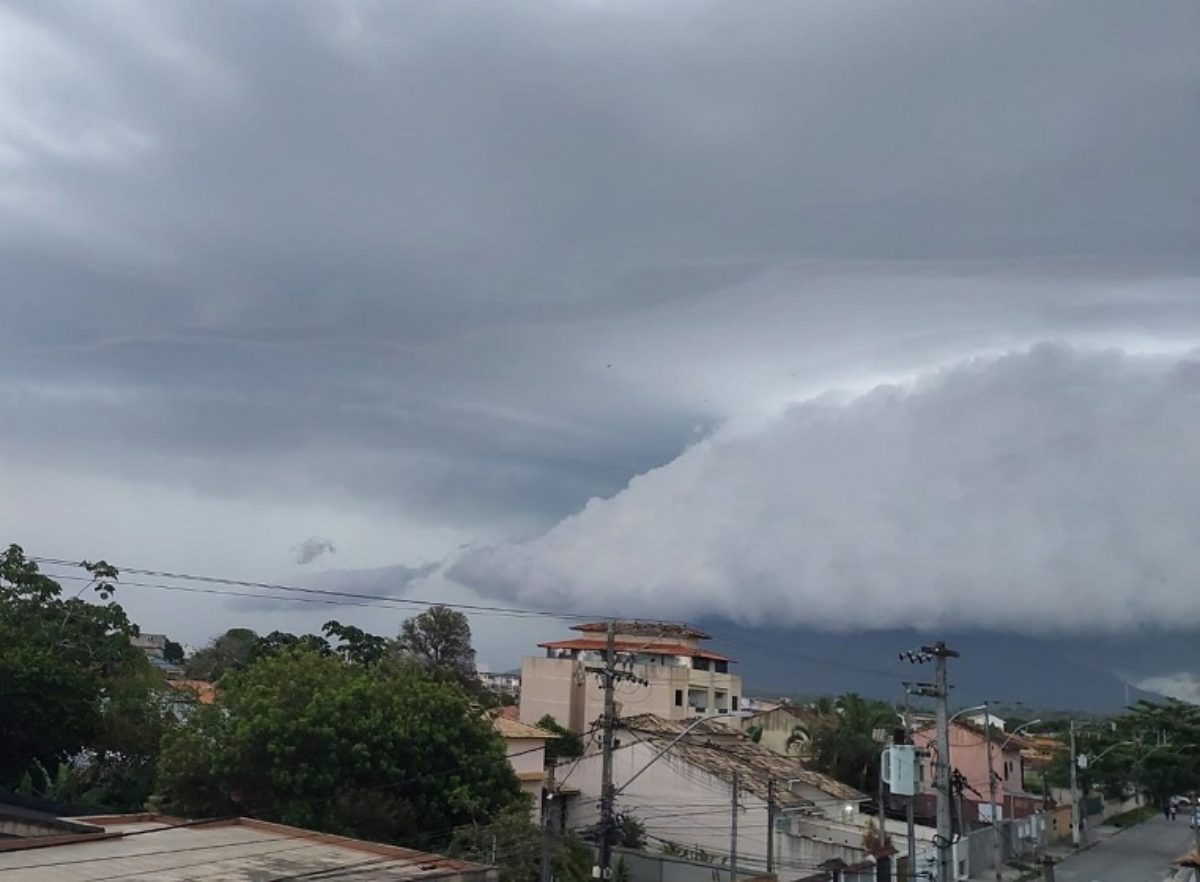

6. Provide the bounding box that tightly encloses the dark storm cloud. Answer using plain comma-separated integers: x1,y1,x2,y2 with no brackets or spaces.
1,0,1197,551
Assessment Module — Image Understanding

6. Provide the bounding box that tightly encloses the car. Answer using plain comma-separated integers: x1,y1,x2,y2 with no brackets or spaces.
1172,795,1192,807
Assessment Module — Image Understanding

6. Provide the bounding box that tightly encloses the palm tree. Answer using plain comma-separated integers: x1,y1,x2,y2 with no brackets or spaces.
787,693,897,793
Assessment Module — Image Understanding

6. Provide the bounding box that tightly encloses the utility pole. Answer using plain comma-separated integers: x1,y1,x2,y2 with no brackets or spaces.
900,643,958,882
541,760,557,882
984,701,1001,882
901,686,916,882
1068,721,1079,847
767,777,775,876
731,769,739,882
598,621,617,880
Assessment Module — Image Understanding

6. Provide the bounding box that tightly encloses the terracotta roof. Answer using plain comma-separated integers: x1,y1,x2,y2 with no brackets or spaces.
620,713,743,738
166,680,216,705
495,705,521,720
571,621,711,639
539,638,731,661
492,716,556,740
656,738,867,807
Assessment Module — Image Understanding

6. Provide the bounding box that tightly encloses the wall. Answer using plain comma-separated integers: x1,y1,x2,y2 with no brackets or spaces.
564,742,879,879
505,736,546,821
608,845,764,882
912,725,1023,810
747,708,809,759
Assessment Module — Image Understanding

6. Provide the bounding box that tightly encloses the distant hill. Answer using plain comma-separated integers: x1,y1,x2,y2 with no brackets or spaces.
694,621,1186,713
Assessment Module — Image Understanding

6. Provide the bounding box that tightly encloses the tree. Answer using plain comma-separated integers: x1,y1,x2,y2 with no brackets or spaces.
162,639,185,665
538,715,585,763
788,693,897,793
614,812,646,849
154,646,522,843
448,805,593,882
183,627,259,680
0,544,149,788
251,630,331,662
396,605,478,687
323,620,388,665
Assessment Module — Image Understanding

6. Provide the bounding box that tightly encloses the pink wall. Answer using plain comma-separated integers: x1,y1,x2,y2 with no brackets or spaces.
912,722,1024,815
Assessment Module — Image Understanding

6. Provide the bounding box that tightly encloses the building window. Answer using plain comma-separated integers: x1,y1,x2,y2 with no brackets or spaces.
732,696,739,711
714,660,728,674
693,657,711,672
675,689,683,707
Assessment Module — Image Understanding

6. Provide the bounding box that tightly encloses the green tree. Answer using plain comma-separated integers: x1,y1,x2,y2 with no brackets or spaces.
251,630,331,662
787,693,896,793
396,605,478,688
448,805,592,882
162,639,185,665
538,715,585,763
155,646,522,843
323,620,388,665
0,544,148,788
614,812,646,849
184,627,260,680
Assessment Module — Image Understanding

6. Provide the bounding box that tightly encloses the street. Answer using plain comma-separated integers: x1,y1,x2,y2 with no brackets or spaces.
1055,817,1195,882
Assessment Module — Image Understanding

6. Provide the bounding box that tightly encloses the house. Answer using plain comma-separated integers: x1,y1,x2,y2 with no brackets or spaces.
489,713,555,820
0,813,496,881
519,620,743,733
912,720,1032,819
962,711,1006,732
478,668,521,696
561,713,892,877
743,705,820,758
130,633,168,658
165,679,216,720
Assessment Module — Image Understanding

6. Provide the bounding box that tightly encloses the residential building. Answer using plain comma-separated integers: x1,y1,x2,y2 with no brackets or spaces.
477,668,521,696
912,721,1033,819
0,813,496,882
962,711,1006,732
743,705,819,758
559,714,939,879
489,713,555,820
130,633,168,658
165,679,216,720
519,621,742,733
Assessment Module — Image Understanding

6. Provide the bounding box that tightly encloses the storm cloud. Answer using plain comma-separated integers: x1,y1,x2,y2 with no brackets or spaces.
451,345,1200,632
1,1,1198,647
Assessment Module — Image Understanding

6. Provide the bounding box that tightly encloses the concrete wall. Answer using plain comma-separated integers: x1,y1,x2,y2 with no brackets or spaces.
747,708,809,759
608,845,764,882
505,736,546,821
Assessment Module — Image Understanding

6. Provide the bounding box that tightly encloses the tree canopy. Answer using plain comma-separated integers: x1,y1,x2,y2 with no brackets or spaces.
788,693,897,793
397,605,479,688
0,544,172,808
154,645,522,843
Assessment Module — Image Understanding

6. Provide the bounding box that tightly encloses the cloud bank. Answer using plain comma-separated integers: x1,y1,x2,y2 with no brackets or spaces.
451,345,1200,632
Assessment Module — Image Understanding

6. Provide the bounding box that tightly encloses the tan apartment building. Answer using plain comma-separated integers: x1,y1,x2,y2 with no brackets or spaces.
518,620,742,733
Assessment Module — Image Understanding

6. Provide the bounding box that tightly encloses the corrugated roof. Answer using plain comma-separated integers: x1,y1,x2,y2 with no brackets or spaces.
538,638,731,661
0,816,492,881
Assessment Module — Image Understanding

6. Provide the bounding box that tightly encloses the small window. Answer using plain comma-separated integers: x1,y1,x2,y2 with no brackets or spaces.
675,689,683,707
732,696,739,711
714,660,728,673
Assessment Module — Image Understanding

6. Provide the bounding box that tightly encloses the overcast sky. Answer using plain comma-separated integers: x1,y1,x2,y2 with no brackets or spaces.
2,1,1198,670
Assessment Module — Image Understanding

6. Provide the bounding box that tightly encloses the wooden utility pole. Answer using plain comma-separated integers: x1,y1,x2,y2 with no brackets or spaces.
598,621,617,880
541,760,556,882
731,769,739,882
767,777,775,876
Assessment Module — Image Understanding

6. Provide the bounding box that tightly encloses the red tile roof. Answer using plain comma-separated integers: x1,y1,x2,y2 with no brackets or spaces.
539,638,732,661
571,621,711,639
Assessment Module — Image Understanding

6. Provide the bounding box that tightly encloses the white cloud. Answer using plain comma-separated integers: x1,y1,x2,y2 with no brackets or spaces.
451,344,1200,632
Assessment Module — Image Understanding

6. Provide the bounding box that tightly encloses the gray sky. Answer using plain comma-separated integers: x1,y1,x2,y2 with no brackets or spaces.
1,1,1198,670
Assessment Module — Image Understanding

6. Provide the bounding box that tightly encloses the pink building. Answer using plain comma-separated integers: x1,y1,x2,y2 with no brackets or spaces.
912,720,1031,819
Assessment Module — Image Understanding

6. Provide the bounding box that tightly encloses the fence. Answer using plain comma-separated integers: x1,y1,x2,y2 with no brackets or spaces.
965,816,1045,876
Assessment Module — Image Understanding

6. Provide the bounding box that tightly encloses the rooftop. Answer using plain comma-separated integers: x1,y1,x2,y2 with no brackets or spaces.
539,638,731,662
165,680,216,705
571,621,711,640
491,716,556,740
620,713,743,738
0,815,494,882
620,715,866,807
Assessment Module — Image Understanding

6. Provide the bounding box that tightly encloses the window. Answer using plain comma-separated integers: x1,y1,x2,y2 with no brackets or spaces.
732,695,739,711
675,689,683,707
693,657,711,671
714,660,728,673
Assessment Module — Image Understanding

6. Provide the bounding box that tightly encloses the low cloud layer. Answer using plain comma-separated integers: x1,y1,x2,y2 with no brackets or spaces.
293,536,336,565
452,345,1200,632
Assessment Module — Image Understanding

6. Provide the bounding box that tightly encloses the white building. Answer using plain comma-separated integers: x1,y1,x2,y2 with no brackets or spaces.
489,713,555,821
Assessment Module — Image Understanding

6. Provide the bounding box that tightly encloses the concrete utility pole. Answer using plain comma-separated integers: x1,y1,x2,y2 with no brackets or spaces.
1069,721,1080,847
541,760,556,882
597,621,617,880
983,701,1001,882
767,777,775,876
731,769,739,882
900,643,959,882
